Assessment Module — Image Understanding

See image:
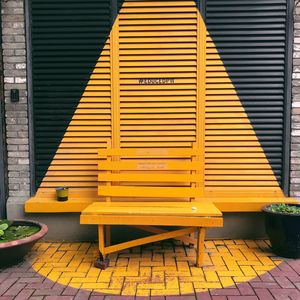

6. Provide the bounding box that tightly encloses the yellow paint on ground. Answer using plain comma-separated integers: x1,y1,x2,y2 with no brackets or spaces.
30,240,281,296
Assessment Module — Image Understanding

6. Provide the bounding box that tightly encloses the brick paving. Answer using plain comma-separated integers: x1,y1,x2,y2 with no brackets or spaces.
0,240,300,299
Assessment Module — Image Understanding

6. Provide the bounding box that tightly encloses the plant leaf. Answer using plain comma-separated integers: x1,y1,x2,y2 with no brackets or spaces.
267,203,300,214
0,220,12,227
0,223,9,231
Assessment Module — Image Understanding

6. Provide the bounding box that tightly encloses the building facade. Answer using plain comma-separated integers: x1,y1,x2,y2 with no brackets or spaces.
0,0,298,238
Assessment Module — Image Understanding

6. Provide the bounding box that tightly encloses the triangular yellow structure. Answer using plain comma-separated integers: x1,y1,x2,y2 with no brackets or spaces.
35,0,283,199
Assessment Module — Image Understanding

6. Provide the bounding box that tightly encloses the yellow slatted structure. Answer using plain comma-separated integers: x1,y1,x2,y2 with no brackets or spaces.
35,38,112,198
118,0,200,149
97,147,202,202
32,0,284,203
204,34,283,197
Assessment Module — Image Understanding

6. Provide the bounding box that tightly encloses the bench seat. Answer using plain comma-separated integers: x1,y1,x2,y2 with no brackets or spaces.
81,201,223,268
80,201,223,226
24,144,299,270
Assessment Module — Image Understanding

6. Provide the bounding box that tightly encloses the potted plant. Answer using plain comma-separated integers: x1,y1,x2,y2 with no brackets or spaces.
0,219,48,267
262,203,300,258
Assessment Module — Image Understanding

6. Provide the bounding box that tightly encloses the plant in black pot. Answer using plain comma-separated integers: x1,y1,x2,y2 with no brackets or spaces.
262,203,300,258
0,219,48,268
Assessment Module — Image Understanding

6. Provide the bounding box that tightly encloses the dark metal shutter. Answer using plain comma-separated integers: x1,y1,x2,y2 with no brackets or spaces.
205,0,290,191
30,0,113,189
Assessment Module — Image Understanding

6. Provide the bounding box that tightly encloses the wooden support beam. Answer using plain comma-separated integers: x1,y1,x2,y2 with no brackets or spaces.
81,214,223,227
132,225,196,245
196,227,206,267
105,225,111,247
98,225,105,255
104,227,196,254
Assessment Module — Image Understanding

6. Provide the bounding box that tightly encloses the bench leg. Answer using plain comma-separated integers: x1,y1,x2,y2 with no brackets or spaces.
196,227,206,267
105,225,111,246
95,225,110,270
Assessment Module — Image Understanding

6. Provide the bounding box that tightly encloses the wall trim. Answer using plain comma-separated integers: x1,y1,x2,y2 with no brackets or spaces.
283,0,294,196
25,0,35,196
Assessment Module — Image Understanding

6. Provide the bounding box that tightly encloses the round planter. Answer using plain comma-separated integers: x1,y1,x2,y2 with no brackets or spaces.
262,204,300,258
0,220,48,267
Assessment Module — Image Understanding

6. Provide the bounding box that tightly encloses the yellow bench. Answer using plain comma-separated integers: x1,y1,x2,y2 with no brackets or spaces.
80,147,223,269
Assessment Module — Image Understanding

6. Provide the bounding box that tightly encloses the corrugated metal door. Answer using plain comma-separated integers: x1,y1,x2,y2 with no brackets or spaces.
204,0,288,197
30,0,290,198
31,0,113,192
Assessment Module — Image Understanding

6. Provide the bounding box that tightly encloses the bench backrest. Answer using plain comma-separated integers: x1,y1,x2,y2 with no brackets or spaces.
98,147,201,202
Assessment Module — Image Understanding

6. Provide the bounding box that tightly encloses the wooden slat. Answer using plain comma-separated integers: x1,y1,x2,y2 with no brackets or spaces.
121,142,193,147
205,158,279,164
205,181,279,187
121,113,196,119
98,148,199,156
41,182,97,187
120,137,196,142
98,173,201,183
205,169,276,175
111,3,120,149
25,197,96,213
212,197,297,212
98,160,201,171
119,55,197,61
118,13,197,20
120,131,196,136
119,0,199,152
120,19,196,25
103,227,197,254
98,186,203,198
93,201,190,207
131,225,196,245
83,201,221,216
121,1,197,8
206,175,278,180
80,214,223,227
205,153,271,158
205,164,274,169
119,61,197,67
120,7,196,13
47,165,98,170
25,195,297,213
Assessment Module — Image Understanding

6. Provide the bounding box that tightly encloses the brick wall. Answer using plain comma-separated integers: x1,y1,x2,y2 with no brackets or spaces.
1,0,30,205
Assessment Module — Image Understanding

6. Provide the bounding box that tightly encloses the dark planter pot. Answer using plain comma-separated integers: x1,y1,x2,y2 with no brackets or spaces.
262,204,300,258
0,220,48,268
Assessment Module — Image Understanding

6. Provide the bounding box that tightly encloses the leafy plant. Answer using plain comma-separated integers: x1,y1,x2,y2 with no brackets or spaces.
267,203,300,214
0,222,9,237
0,220,40,242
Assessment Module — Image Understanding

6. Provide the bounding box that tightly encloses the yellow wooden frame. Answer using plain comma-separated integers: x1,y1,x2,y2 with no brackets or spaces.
80,146,223,268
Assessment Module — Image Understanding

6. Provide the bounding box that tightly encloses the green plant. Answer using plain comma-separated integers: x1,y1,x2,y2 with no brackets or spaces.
0,220,40,242
0,221,9,237
267,203,300,214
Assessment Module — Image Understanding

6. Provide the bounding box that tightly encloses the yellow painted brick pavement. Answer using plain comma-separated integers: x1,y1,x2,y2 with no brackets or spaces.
30,239,281,296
